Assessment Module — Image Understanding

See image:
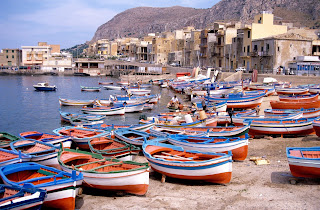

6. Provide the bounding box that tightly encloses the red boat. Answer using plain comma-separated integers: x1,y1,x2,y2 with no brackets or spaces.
279,94,319,102
270,100,320,109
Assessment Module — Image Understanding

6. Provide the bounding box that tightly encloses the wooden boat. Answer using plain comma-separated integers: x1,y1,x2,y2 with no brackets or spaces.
81,105,125,115
19,131,73,148
243,118,314,136
59,98,94,106
276,88,309,95
179,124,250,138
287,147,320,178
10,140,59,168
59,110,106,123
194,101,227,112
0,148,30,167
309,85,320,94
33,82,56,91
0,162,83,210
139,117,206,128
80,86,101,92
53,126,109,149
127,89,151,95
0,132,20,149
114,128,167,146
0,184,46,210
103,85,125,90
89,122,156,133
312,119,320,137
143,141,232,184
143,103,154,110
270,100,320,109
279,94,318,102
168,134,249,161
58,148,149,195
88,136,140,161
98,81,113,85
216,110,257,125
264,108,320,119
232,112,303,125
207,92,265,109
149,126,208,137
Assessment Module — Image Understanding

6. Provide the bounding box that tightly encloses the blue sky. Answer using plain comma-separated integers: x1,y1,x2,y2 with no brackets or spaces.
0,0,220,49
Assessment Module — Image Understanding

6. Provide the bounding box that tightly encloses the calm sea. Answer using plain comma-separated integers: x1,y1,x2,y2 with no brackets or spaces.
0,75,180,136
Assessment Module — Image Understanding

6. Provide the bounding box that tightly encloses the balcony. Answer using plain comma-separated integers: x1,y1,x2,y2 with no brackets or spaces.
250,51,258,57
214,42,224,47
258,51,272,56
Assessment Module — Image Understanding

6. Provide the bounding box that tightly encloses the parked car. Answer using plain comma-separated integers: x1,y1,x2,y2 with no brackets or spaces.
235,67,246,72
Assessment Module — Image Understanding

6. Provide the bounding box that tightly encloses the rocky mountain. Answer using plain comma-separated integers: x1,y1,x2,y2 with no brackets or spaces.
91,0,320,42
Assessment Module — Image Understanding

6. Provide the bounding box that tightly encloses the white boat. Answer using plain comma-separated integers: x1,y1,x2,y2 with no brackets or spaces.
59,98,94,106
123,102,145,113
104,85,125,90
33,82,56,91
81,106,125,115
127,89,151,95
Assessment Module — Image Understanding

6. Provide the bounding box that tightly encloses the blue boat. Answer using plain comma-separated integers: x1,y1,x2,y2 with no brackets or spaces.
0,184,46,210
33,82,56,91
0,162,83,209
0,148,30,167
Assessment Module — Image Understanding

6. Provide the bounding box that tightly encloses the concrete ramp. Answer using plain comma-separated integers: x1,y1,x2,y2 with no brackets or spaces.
220,71,243,82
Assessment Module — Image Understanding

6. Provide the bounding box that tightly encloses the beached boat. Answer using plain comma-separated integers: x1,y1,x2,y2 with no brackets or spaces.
143,103,154,110
270,100,320,109
81,105,125,115
149,126,208,137
215,109,257,125
179,124,250,138
309,85,320,94
88,122,156,133
88,136,140,161
10,140,59,168
0,148,30,167
60,110,106,123
243,118,314,136
80,86,101,92
287,147,320,178
264,108,320,119
0,162,83,210
276,88,309,95
312,119,320,137
53,126,109,149
232,112,303,125
98,81,113,85
279,94,319,102
127,89,151,95
33,82,56,91
206,92,265,109
59,98,94,106
114,128,167,146
0,184,46,210
0,132,20,149
58,148,149,195
120,101,145,113
168,134,249,161
20,131,73,148
143,141,232,184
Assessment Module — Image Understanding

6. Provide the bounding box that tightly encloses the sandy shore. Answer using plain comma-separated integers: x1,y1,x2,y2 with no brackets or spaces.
75,95,320,209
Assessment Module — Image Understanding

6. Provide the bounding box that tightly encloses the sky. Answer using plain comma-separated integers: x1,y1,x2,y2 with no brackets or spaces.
0,0,221,49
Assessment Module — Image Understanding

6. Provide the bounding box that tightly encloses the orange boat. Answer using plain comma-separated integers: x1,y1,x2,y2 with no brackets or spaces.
279,94,319,102
270,100,320,109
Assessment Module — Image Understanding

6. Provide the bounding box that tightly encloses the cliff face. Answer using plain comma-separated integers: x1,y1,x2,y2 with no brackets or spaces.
91,0,320,42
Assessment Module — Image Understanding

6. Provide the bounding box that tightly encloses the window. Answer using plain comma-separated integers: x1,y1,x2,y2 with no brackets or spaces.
247,46,250,53
261,46,264,52
254,45,257,52
6,50,8,53
244,47,246,52
278,47,280,52
267,44,269,51
6,55,8,58
12,50,14,53
12,55,14,58
243,60,245,66
248,31,251,38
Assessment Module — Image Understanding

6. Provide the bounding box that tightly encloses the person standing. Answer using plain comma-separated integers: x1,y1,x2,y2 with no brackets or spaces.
201,99,207,111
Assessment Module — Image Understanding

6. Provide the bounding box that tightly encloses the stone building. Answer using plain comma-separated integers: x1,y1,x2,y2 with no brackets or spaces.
0,49,22,67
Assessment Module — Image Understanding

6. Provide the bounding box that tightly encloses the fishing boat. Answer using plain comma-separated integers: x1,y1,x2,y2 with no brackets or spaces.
0,162,83,210
81,105,125,115
33,82,56,91
88,136,140,161
179,124,250,138
215,109,257,125
19,131,73,148
270,100,320,109
127,89,151,95
0,132,20,149
53,126,109,149
243,118,314,136
98,81,113,85
143,103,154,110
59,98,94,106
103,85,126,90
0,148,30,167
167,134,249,161
0,184,46,210
143,141,232,184
309,85,320,94
206,92,265,109
287,147,320,178
149,126,208,137
10,140,59,168
279,94,319,102
58,148,149,195
276,88,309,95
232,112,303,125
88,122,156,133
264,108,320,119
60,110,106,123
114,128,167,146
80,86,101,92
312,119,320,137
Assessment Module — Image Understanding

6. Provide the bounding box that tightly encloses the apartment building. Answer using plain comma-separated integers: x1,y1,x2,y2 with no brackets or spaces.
0,49,22,66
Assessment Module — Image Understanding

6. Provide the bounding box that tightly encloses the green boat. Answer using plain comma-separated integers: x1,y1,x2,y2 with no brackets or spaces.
0,132,20,149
